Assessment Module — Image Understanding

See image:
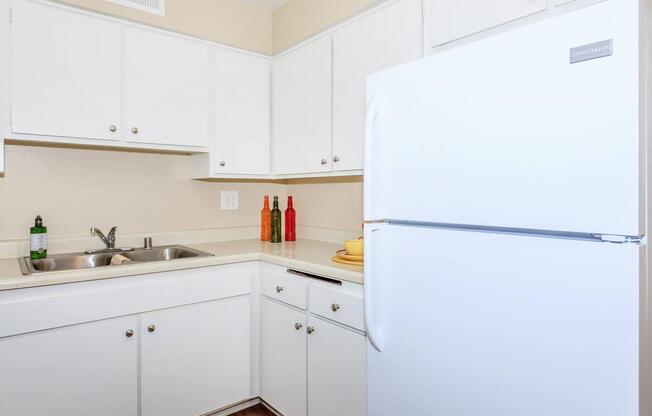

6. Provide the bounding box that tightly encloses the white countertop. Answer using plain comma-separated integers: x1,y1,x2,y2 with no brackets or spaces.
0,239,363,291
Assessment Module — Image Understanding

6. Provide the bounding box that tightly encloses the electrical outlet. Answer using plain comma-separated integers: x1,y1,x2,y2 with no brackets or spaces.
220,191,239,210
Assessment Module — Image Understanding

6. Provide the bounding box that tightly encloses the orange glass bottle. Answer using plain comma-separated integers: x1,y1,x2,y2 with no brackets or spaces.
261,196,271,241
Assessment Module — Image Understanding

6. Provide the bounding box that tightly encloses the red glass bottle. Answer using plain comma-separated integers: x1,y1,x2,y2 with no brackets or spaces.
285,196,296,242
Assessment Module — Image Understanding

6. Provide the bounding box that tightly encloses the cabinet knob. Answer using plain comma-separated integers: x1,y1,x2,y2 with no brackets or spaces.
147,324,156,333
320,159,328,165
331,303,340,312
307,326,315,335
333,156,340,163
219,161,226,167
131,127,139,134
109,125,117,133
125,329,134,338
294,322,303,331
276,286,284,293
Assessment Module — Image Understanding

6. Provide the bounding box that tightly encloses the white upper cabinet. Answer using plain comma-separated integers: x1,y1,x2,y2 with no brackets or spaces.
124,26,210,148
430,0,548,46
272,36,333,175
0,316,139,416
333,0,423,171
11,0,121,141
214,48,270,175
141,298,252,416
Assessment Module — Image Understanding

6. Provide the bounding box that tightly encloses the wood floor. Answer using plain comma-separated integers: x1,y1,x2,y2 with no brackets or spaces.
230,404,276,416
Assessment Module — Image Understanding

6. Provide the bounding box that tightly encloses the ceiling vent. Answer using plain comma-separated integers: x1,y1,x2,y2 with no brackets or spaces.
104,0,165,16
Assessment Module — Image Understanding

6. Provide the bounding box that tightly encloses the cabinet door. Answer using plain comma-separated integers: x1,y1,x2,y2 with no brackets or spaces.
431,0,548,46
272,36,332,175
214,49,270,175
333,0,423,171
260,298,307,416
125,26,210,148
307,317,366,416
11,0,121,141
141,297,252,416
0,316,138,416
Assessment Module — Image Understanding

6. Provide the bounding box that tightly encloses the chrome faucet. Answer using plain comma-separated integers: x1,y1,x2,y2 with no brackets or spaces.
90,226,117,249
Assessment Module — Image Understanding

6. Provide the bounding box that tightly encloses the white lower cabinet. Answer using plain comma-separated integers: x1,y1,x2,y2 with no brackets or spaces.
259,269,366,416
260,298,308,416
307,316,366,416
0,316,139,416
0,264,364,416
141,297,252,416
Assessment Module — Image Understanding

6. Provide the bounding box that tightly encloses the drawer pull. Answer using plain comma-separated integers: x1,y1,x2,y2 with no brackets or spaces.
276,286,284,293
125,329,134,338
331,303,340,312
147,324,156,333
307,326,315,334
294,322,303,330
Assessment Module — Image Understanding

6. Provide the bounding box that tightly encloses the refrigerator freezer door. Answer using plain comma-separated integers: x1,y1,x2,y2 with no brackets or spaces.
364,223,641,416
364,0,643,236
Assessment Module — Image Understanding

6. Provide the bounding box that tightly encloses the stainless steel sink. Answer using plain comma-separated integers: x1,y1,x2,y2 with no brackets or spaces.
121,246,203,262
19,245,214,275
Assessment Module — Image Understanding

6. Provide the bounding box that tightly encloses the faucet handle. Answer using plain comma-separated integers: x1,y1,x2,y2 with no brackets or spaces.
90,227,97,235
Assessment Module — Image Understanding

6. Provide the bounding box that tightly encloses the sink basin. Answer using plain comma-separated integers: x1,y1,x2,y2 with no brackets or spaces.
121,247,202,263
19,245,213,275
28,253,115,272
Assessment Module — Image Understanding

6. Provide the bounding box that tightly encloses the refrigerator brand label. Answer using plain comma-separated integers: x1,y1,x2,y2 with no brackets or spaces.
570,39,613,64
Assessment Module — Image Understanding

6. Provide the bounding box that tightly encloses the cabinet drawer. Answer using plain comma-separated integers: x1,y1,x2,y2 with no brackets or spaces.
261,268,307,309
309,284,364,331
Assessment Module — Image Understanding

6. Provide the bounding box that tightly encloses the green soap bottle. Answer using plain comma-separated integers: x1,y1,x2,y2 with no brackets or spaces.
30,215,48,259
271,196,282,243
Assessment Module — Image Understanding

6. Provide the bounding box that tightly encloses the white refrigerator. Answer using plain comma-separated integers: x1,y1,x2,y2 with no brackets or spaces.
363,0,649,415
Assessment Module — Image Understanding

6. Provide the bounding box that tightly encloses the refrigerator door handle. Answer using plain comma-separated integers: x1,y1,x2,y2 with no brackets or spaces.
364,226,383,352
364,94,381,221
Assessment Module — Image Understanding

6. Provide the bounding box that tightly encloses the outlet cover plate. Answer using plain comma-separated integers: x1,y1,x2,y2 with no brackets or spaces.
220,191,239,210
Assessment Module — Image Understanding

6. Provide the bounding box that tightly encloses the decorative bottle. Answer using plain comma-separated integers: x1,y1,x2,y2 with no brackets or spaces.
271,196,282,243
285,196,296,242
261,196,271,241
30,215,48,259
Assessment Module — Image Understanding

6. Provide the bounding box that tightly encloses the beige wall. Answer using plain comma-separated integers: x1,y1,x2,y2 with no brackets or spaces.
272,0,382,53
54,0,274,54
0,145,362,242
0,145,286,241
286,178,363,234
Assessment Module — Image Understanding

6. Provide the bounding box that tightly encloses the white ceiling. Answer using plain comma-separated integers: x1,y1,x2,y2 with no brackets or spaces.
240,0,289,9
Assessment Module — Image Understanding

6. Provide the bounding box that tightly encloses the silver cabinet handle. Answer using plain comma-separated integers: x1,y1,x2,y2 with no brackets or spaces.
307,326,315,334
147,325,156,333
320,159,328,165
131,127,139,134
276,286,284,293
109,125,117,132
295,322,303,330
333,156,340,163
125,329,134,338
331,303,340,312
219,161,226,167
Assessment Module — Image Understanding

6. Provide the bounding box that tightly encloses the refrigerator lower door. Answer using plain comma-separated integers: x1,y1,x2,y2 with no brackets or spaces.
364,223,641,416
364,0,643,236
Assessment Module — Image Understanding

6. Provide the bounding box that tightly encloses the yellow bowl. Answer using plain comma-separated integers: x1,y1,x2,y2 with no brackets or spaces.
344,239,364,257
